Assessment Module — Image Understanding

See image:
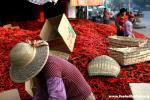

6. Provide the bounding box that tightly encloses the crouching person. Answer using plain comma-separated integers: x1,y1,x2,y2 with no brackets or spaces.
9,40,95,100
124,14,135,38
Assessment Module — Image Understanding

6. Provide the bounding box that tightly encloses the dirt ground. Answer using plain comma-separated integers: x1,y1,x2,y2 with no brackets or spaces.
134,25,150,37
134,11,150,37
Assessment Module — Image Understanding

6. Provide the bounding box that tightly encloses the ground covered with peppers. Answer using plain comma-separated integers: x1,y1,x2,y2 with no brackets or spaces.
0,20,150,100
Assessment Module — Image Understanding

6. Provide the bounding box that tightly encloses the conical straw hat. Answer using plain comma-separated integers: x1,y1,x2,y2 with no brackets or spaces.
9,40,49,83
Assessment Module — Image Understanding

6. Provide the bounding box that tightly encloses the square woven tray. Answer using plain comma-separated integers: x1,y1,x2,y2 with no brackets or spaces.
108,47,150,66
108,36,149,47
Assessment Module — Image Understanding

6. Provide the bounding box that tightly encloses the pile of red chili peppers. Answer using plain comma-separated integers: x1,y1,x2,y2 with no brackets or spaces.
0,26,40,100
0,20,150,100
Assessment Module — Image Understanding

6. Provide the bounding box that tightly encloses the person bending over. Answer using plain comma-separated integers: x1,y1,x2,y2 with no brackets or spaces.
9,40,95,100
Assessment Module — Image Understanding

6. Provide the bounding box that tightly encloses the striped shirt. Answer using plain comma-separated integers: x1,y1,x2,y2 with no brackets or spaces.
34,55,92,100
70,0,105,6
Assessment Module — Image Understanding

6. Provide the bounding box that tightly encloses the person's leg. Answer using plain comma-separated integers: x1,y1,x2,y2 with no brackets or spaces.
103,20,106,24
43,1,66,19
117,30,124,36
106,20,110,24
43,2,54,19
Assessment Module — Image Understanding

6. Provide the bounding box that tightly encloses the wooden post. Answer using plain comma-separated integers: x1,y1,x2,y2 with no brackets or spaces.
129,0,131,12
87,6,89,19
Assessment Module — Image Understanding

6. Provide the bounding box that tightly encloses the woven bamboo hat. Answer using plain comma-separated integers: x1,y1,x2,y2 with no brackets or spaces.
88,55,120,77
9,40,49,83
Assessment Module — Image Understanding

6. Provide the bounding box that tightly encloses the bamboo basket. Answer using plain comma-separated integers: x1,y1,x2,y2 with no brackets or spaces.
108,47,150,66
49,49,69,60
88,55,120,77
108,36,149,47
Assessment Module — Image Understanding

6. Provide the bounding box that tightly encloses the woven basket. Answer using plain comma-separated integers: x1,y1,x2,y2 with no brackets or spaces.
108,36,149,47
108,47,150,66
88,55,120,77
50,49,69,60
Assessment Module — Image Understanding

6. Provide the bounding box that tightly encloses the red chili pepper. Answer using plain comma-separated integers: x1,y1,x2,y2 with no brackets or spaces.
0,20,150,99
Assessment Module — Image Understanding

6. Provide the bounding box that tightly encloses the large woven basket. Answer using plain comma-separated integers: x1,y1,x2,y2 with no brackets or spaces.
108,47,150,66
88,55,120,77
108,36,149,47
50,49,69,60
